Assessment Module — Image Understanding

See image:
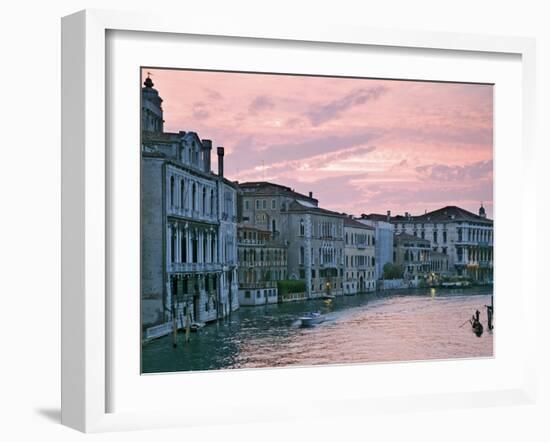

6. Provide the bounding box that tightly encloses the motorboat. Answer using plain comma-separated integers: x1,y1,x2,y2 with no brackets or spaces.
299,312,325,327
189,322,205,332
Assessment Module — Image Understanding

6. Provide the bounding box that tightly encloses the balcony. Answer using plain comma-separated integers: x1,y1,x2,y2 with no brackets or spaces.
169,262,222,273
238,281,277,289
237,238,266,246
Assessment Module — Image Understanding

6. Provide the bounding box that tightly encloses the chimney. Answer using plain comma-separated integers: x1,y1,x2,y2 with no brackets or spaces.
309,191,313,199
217,146,224,177
202,139,212,173
387,210,391,222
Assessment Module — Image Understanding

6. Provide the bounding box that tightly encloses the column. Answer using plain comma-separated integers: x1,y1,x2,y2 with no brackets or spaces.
176,224,181,262
199,230,204,263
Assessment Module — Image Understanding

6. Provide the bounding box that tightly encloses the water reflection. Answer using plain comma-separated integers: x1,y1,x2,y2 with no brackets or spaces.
142,287,493,373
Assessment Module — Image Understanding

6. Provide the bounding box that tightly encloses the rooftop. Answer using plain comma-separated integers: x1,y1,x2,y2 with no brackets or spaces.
287,200,345,218
344,216,375,230
392,206,492,224
239,181,318,204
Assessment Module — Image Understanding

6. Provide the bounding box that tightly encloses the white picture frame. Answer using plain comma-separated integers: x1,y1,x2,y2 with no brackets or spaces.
61,9,537,433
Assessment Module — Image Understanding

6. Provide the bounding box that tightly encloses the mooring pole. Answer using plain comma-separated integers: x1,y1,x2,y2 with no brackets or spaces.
172,302,178,348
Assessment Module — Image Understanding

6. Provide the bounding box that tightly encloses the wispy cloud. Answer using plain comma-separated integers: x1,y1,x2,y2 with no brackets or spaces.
249,95,275,115
142,69,493,217
416,160,493,182
306,86,387,126
191,102,209,120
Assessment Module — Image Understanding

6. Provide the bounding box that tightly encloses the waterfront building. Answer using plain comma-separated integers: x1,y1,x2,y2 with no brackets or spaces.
390,205,493,282
237,225,287,306
141,76,239,338
343,217,376,294
285,200,345,298
238,182,345,298
356,213,394,280
393,232,432,281
238,181,318,241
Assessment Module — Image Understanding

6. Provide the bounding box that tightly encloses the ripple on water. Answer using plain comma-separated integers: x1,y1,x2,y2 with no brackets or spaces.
142,288,494,373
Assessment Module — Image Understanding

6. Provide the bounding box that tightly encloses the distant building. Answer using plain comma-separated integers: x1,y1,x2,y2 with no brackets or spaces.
429,251,450,279
393,232,432,280
285,200,346,298
356,212,394,280
238,181,318,241
237,225,287,306
343,217,376,294
238,182,345,298
390,205,493,282
140,75,239,338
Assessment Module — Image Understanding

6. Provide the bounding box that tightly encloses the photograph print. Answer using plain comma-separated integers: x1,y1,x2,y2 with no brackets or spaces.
140,68,494,374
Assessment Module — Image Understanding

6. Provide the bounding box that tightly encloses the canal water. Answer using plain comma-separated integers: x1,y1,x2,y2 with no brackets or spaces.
142,287,493,374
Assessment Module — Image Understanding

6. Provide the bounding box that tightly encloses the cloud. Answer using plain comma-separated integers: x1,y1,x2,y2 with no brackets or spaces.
306,86,388,126
192,102,209,120
249,95,275,114
416,160,493,182
204,88,223,100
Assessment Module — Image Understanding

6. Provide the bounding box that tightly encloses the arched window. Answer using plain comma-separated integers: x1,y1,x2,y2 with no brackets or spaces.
300,219,305,236
210,189,215,215
192,183,196,211
211,234,216,262
192,231,198,263
170,176,174,206
180,180,185,208
170,229,176,263
181,230,187,263
300,247,305,265
202,187,206,214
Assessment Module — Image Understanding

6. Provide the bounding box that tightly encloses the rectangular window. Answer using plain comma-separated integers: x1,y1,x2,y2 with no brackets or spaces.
244,200,250,210
271,199,276,209
255,200,260,209
262,200,267,209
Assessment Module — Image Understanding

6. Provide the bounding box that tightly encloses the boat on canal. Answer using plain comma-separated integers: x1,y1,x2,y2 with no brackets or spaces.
299,312,325,327
190,322,205,332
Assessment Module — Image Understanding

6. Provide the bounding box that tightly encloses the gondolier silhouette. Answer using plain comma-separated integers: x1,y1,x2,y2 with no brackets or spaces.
470,309,484,337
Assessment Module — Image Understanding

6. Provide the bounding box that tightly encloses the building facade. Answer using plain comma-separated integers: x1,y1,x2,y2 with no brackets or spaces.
284,200,345,298
356,213,394,280
238,182,345,298
237,225,287,306
393,232,432,280
390,206,493,282
141,76,239,338
343,217,376,294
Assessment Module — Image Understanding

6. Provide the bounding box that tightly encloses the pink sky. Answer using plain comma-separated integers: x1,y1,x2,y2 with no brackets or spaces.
142,68,493,218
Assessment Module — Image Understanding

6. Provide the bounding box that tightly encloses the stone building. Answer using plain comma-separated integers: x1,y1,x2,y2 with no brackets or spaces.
285,200,345,298
393,232,432,280
237,182,345,298
238,181,318,241
343,217,376,294
356,213,394,280
237,225,287,306
390,205,493,282
140,75,239,339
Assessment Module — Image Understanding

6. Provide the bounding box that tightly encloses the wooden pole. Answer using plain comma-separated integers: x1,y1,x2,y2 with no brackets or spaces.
172,303,178,348
185,308,191,343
